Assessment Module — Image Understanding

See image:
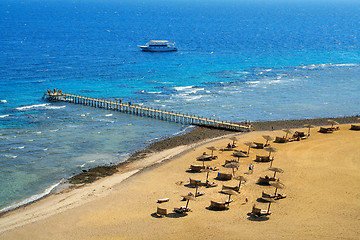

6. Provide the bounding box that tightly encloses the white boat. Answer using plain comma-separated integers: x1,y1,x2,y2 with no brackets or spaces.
138,40,177,52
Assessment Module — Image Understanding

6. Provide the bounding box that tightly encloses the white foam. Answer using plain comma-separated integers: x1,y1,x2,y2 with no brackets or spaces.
184,95,202,101
16,103,50,111
4,154,17,159
0,100,7,103
11,146,25,150
174,86,195,91
105,114,113,117
0,181,63,214
45,105,66,110
0,115,10,118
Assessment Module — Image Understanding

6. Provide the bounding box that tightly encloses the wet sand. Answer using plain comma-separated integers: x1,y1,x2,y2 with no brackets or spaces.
0,117,359,239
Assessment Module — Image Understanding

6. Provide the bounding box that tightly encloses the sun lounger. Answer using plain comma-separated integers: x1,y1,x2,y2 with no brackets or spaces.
262,191,287,200
251,205,271,217
262,191,275,198
157,198,170,203
156,207,167,216
350,124,360,130
174,206,191,213
255,155,274,162
222,185,239,192
275,136,287,143
206,181,218,188
206,166,219,171
189,178,202,187
210,201,227,210
258,176,278,184
195,191,205,197
217,172,232,181
253,142,264,149
319,127,334,133
224,159,239,165
190,165,205,172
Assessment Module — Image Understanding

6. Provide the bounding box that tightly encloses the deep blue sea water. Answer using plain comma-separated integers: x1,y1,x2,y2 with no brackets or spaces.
1,0,360,211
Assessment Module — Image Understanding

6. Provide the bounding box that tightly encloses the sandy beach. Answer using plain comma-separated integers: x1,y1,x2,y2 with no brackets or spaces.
0,122,359,239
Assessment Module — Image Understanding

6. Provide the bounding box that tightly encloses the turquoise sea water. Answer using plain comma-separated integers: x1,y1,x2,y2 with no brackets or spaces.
1,0,360,211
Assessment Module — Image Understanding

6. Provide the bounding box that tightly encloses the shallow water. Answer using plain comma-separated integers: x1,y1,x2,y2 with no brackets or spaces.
0,0,359,211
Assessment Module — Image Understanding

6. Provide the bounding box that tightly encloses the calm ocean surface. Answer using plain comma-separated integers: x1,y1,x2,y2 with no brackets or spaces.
1,0,359,211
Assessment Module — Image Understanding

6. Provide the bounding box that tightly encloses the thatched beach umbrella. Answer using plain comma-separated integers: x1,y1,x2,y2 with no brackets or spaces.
224,162,239,176
229,136,238,146
234,175,247,189
282,129,293,139
207,146,219,156
197,154,212,166
233,150,248,159
304,124,315,136
202,168,214,183
264,147,277,166
181,195,196,209
268,167,284,179
262,197,277,213
244,141,256,154
270,181,285,196
222,189,239,203
328,119,339,128
262,135,274,146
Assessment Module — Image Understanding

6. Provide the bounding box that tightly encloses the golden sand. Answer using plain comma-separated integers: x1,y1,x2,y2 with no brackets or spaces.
0,124,359,240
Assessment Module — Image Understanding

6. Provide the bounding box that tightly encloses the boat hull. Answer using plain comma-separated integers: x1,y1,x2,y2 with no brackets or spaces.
139,46,177,52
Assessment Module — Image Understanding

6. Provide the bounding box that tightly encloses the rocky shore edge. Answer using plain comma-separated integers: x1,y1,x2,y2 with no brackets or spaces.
69,115,359,184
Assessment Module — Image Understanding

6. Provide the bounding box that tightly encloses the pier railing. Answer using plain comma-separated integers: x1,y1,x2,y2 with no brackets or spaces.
43,90,252,132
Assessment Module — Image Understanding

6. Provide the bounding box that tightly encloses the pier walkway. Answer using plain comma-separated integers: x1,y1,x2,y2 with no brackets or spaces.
43,90,252,132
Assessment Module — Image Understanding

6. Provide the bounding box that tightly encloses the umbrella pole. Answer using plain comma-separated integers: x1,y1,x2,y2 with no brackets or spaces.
247,146,250,154
238,180,242,189
195,186,198,197
270,159,273,167
274,187,278,196
265,140,269,146
273,172,277,178
206,172,209,183
202,159,205,167
267,202,272,213
228,195,231,202
185,199,190,209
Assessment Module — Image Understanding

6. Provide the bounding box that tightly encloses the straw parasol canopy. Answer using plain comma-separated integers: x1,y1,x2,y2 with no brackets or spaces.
304,124,315,135
229,136,238,146
282,129,293,139
207,146,219,156
222,189,239,202
234,175,247,189
181,195,196,209
202,168,214,183
264,147,277,157
262,135,274,146
270,181,285,196
197,154,212,166
233,150,248,159
268,167,284,178
224,162,239,176
264,146,277,166
328,119,339,128
244,141,256,154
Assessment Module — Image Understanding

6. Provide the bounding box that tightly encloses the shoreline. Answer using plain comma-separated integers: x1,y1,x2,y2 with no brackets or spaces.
0,120,359,239
0,115,358,216
0,116,358,214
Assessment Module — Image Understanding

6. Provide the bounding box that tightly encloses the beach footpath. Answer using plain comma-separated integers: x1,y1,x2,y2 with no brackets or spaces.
0,122,359,240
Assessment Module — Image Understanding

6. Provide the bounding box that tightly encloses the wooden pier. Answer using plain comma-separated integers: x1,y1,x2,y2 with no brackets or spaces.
43,90,252,132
